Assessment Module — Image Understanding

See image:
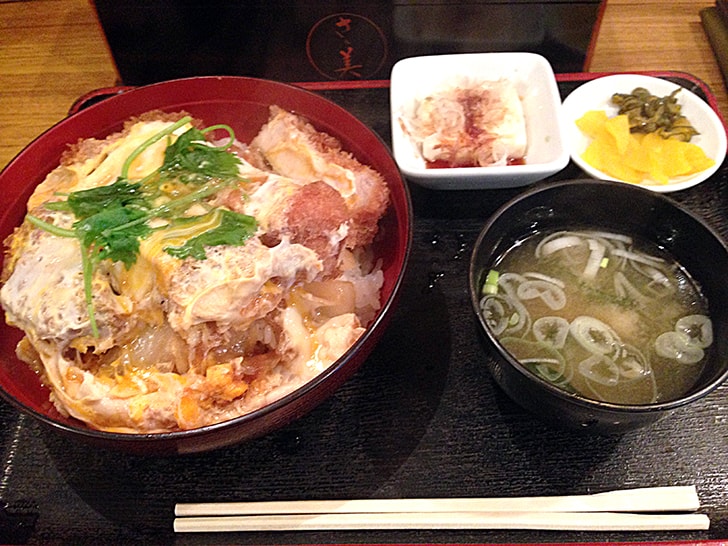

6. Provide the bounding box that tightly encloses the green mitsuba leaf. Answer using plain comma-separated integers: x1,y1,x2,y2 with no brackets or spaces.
160,127,242,185
75,206,152,268
165,209,257,260
65,180,151,219
30,120,249,338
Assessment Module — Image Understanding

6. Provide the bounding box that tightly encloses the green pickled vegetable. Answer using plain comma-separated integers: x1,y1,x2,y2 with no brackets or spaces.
610,87,699,142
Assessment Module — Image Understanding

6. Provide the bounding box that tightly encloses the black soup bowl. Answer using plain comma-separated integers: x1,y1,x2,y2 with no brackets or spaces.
469,179,728,433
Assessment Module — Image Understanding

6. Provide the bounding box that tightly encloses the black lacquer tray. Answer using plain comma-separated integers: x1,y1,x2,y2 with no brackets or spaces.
1,73,727,545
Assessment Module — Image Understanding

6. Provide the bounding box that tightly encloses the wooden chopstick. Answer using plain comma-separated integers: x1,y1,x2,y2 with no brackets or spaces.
173,511,710,533
173,486,709,533
175,486,700,516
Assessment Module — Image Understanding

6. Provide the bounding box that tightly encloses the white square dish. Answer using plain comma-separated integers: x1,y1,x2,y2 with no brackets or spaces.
390,52,569,190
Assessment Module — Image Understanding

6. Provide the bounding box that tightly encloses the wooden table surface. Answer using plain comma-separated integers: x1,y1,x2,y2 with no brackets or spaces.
0,0,726,171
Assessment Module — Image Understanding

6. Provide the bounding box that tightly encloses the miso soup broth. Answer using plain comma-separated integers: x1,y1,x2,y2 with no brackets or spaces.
479,229,712,405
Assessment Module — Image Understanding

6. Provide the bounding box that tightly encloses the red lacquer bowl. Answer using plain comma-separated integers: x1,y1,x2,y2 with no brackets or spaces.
0,76,412,455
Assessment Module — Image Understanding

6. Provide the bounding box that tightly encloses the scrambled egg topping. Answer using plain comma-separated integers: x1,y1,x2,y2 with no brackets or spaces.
0,107,389,433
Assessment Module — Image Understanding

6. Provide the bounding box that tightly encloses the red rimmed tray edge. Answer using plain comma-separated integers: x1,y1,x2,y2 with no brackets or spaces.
68,72,727,136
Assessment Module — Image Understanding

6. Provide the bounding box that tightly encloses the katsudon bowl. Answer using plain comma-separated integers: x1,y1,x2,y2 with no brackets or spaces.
469,179,728,433
0,76,412,455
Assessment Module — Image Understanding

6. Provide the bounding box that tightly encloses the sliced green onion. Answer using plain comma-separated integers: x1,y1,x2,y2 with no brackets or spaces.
482,269,499,295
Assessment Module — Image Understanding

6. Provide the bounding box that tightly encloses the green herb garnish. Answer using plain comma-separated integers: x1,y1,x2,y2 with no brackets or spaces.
165,209,257,260
48,180,149,218
159,124,241,185
27,117,257,338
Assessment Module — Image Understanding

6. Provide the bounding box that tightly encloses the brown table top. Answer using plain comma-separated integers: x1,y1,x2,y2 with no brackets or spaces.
0,0,726,172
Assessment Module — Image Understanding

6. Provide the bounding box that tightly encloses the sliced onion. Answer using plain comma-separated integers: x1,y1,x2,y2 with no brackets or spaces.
578,354,620,386
569,316,620,355
641,265,669,284
516,280,566,310
535,361,567,383
582,239,606,280
114,322,189,374
642,266,673,296
581,230,633,245
480,293,530,336
654,331,705,365
497,272,526,297
615,344,651,380
480,295,509,335
610,248,665,267
533,316,570,349
501,337,570,385
613,271,650,307
623,256,674,297
521,358,566,382
536,230,632,260
675,315,713,349
523,271,565,289
535,233,584,257
303,280,357,319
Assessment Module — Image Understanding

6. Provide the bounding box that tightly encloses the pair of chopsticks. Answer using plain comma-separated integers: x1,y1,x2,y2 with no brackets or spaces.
173,485,710,533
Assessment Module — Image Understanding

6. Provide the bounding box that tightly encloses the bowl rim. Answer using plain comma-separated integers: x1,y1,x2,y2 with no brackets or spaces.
468,178,728,414
0,75,414,446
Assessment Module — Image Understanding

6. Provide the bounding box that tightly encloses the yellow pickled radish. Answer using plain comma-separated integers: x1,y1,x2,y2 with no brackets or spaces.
575,110,715,184
604,114,631,155
575,110,609,139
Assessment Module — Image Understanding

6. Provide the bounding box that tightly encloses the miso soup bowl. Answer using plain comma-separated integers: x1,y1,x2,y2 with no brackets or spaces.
469,179,728,433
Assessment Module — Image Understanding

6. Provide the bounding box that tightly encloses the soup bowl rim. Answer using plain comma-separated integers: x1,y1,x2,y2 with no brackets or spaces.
468,178,728,416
